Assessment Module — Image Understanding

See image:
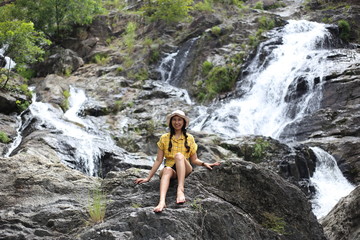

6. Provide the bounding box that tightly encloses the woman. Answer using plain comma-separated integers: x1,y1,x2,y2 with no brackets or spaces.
134,110,220,212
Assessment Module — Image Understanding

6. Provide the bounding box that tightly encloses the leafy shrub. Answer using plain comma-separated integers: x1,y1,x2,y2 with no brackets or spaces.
258,16,275,30
0,131,10,143
194,0,214,12
338,19,350,41
198,65,237,101
254,1,264,10
141,0,194,23
211,26,222,36
16,100,30,112
202,61,214,75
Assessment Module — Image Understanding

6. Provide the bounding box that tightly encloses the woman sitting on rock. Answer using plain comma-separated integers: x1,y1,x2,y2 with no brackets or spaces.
134,110,220,212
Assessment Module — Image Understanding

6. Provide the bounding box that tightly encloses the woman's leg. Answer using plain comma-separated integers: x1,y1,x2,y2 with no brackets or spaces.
174,152,193,203
154,167,176,212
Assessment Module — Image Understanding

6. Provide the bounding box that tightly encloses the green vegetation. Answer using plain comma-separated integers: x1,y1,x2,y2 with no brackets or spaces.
92,53,110,65
199,65,237,102
0,131,10,143
202,61,214,76
0,0,104,39
254,1,264,10
141,0,194,23
194,0,214,12
88,187,107,223
211,26,222,37
0,20,51,88
16,99,30,112
338,19,351,42
131,203,142,208
190,198,203,211
262,212,286,234
124,21,137,52
60,90,70,112
252,138,270,161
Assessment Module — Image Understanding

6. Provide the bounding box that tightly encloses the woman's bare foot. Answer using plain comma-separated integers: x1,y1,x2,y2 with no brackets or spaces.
176,190,186,204
153,202,166,213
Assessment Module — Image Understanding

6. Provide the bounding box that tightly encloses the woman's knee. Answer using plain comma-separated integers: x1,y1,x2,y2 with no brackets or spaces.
161,167,175,178
174,153,185,162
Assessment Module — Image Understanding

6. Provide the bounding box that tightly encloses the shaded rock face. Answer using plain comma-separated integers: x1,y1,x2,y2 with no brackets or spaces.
34,48,84,77
0,143,327,239
219,136,317,195
0,146,97,239
321,185,360,240
81,160,325,240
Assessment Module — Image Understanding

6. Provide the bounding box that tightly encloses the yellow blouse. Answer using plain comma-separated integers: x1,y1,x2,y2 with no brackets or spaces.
157,132,198,167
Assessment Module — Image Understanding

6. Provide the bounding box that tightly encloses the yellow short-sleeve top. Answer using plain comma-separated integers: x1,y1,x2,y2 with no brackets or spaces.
157,132,198,167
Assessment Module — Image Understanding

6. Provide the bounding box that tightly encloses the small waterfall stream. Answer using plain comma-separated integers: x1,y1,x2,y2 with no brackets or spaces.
310,147,355,218
5,86,122,176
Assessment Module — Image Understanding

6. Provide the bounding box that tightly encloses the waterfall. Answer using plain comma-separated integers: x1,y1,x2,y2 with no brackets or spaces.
156,37,200,105
157,36,200,86
190,20,359,139
5,86,121,176
4,87,36,157
0,45,16,69
310,147,355,218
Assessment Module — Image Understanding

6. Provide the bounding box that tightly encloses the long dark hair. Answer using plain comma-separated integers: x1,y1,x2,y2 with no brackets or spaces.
168,117,190,153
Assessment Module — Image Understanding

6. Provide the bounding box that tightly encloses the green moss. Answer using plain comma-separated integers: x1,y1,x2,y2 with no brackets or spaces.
262,212,286,234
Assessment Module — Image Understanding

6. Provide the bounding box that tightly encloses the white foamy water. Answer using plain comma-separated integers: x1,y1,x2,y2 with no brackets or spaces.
310,147,355,218
191,20,360,139
5,86,117,176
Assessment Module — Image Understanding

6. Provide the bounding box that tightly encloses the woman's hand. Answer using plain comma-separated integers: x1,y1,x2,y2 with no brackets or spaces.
203,162,221,170
134,178,150,184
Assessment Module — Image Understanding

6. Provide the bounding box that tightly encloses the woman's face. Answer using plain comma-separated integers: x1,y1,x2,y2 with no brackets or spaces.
171,116,185,131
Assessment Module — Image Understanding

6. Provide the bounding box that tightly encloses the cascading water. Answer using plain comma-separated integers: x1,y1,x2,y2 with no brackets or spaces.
0,45,16,69
191,20,359,139
5,86,123,176
310,147,355,218
187,20,359,218
155,37,201,105
157,37,200,86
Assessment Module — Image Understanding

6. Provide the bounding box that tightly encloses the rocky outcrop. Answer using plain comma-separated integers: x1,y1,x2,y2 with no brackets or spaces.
219,135,317,195
0,145,326,239
321,185,360,240
34,48,84,77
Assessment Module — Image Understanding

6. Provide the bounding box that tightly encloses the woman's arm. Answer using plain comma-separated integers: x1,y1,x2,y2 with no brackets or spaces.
134,148,164,184
189,153,220,170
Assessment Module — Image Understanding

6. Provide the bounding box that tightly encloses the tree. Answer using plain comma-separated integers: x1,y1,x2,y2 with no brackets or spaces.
0,20,51,87
1,0,104,39
141,0,194,23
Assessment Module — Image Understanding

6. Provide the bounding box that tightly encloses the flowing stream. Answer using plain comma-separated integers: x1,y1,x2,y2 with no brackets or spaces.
5,86,122,176
310,147,355,218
